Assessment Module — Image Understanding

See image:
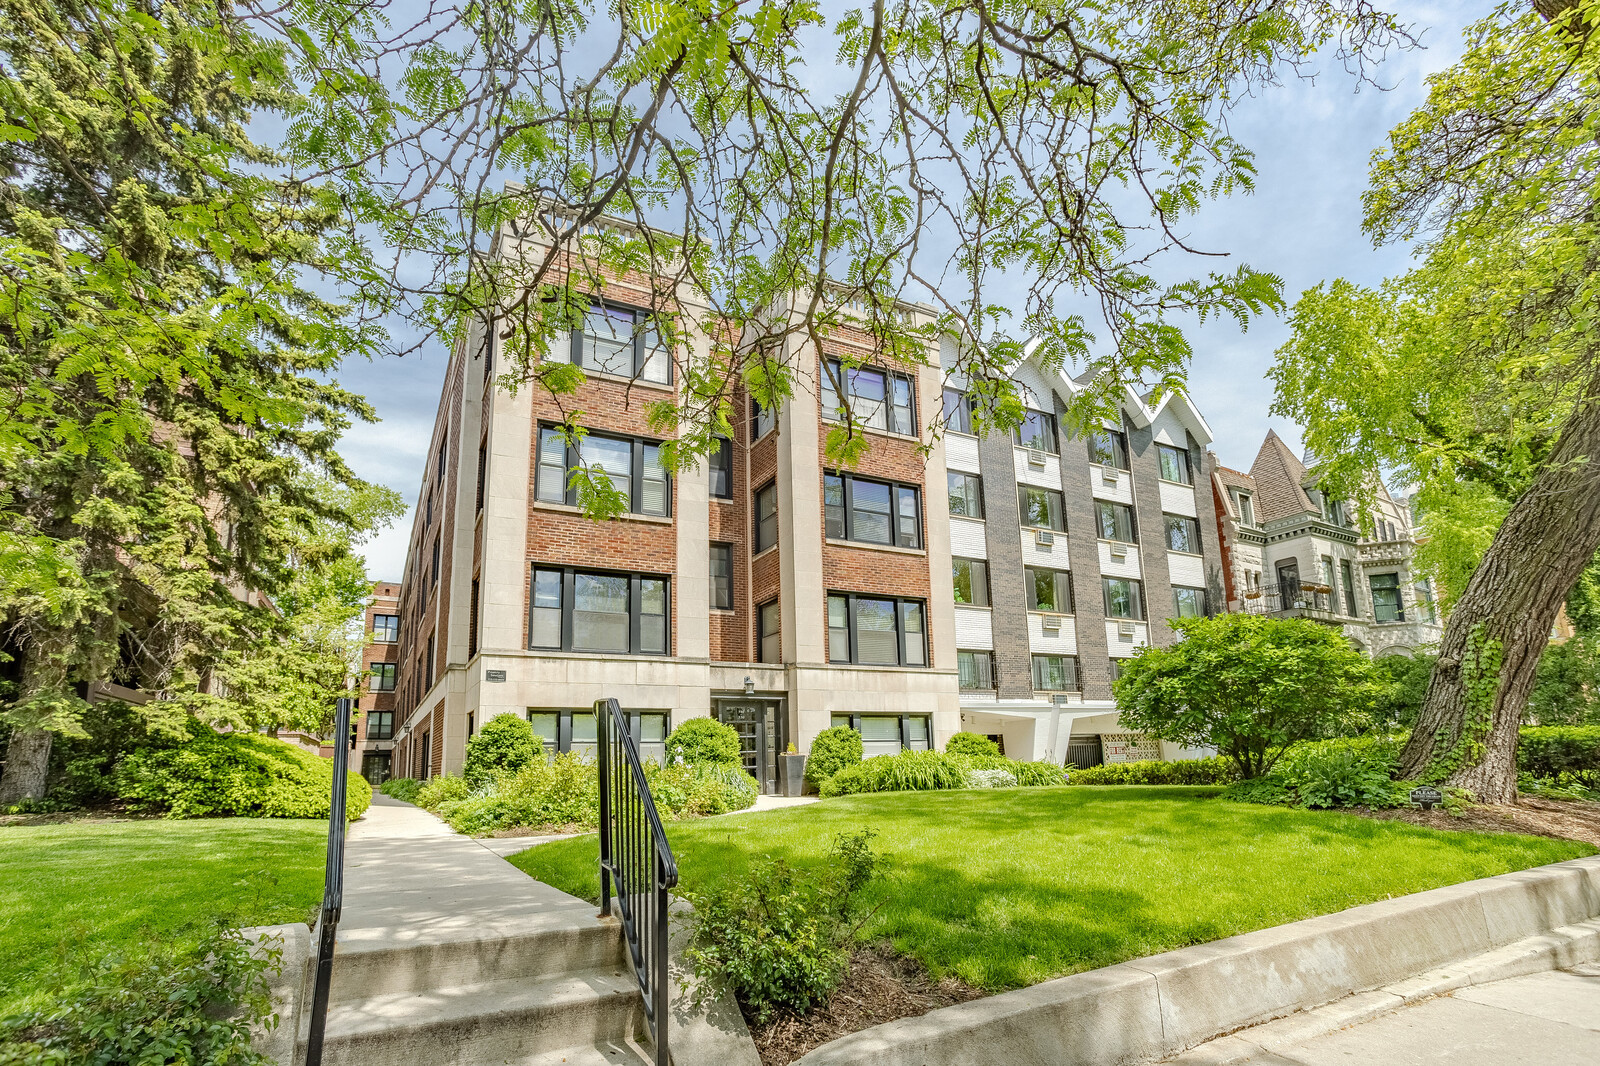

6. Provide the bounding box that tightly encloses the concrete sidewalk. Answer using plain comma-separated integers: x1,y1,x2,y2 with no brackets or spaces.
1218,966,1600,1065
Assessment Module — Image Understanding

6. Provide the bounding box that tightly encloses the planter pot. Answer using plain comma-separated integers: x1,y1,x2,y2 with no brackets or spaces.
779,754,807,797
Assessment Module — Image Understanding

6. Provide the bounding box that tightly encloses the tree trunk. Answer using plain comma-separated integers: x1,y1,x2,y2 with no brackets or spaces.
1399,366,1600,801
0,727,53,805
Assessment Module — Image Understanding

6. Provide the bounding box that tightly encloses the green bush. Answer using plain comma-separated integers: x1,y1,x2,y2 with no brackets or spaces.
379,777,422,803
818,749,1067,797
646,762,761,817
955,754,1068,787
681,831,880,1023
0,927,272,1065
1219,777,1295,805
664,717,743,767
1518,769,1600,801
414,774,471,810
464,714,539,786
1517,726,1600,776
113,724,371,820
1284,747,1397,809
805,727,863,786
945,731,1001,757
1067,756,1235,785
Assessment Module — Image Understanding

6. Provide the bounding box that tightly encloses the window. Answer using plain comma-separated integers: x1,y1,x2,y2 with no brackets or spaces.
758,600,781,663
952,558,990,606
709,436,733,499
468,712,475,738
527,708,671,764
827,593,926,666
476,439,487,514
1172,587,1206,618
366,711,394,741
431,538,441,588
754,481,778,553
1089,428,1129,469
1103,577,1146,620
534,426,670,517
751,398,777,439
436,437,446,484
1158,444,1191,484
1096,501,1137,542
426,634,435,686
372,614,399,642
1321,556,1338,611
1018,485,1066,530
528,567,670,655
560,300,671,383
710,543,734,609
947,471,983,518
1370,572,1405,623
821,358,918,435
1108,659,1122,683
371,663,397,691
943,388,975,434
1341,560,1357,618
1234,490,1255,527
1013,408,1057,452
957,650,995,691
1027,566,1073,613
469,578,480,657
1032,654,1079,692
1163,513,1201,553
825,473,922,548
832,713,933,755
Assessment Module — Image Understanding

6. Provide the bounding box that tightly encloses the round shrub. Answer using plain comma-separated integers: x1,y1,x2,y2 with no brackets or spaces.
805,726,863,786
945,731,1000,757
113,724,370,820
464,713,539,786
664,717,742,767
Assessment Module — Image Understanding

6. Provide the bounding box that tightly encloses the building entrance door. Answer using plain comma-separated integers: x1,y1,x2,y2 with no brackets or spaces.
714,700,779,794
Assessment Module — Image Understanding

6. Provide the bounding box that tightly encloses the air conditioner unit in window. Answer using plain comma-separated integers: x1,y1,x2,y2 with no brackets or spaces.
1034,528,1055,547
1101,464,1119,484
1109,541,1129,559
1028,448,1048,468
1041,614,1062,632
1118,619,1138,638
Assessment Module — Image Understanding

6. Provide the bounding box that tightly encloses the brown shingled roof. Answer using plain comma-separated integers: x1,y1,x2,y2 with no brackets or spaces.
1248,429,1317,523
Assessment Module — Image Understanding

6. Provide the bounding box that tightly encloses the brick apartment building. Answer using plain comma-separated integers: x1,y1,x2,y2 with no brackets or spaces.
356,581,401,783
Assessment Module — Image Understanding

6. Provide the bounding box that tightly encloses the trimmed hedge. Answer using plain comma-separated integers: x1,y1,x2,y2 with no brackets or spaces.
114,725,370,820
1517,726,1600,777
819,749,1067,797
805,726,863,786
1067,756,1234,785
945,732,1001,757
464,713,538,785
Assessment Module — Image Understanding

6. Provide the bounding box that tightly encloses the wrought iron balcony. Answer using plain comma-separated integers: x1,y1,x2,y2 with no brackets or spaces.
1237,582,1341,622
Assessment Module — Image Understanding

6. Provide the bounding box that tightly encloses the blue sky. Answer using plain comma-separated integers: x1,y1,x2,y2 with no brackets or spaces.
337,2,1491,581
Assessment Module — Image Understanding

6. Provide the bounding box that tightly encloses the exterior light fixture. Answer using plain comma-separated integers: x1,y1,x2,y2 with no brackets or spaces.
743,676,755,697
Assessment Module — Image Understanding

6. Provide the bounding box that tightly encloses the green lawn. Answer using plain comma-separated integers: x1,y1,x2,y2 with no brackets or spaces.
1,818,328,1015
512,786,1593,991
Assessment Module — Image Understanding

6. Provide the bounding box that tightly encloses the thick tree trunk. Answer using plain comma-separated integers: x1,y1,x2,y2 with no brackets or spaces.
0,727,53,805
1399,366,1600,801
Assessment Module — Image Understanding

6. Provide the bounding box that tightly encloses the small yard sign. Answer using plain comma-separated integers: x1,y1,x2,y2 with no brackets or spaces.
484,669,507,683
1409,785,1443,811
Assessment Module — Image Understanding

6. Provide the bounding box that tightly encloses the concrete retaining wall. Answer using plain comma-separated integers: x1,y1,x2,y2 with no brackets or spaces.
796,855,1600,1066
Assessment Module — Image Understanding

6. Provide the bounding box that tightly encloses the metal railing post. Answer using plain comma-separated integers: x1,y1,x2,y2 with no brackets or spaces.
304,695,352,1066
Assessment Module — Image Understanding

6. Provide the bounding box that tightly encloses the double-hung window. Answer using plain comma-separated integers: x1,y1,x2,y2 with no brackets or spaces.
758,601,781,663
561,300,671,383
372,614,399,642
371,663,397,692
1089,428,1129,469
948,472,983,518
821,358,918,435
536,426,671,517
1172,587,1206,618
1032,654,1079,692
1019,486,1066,531
529,567,670,655
824,473,922,548
753,482,778,553
1096,501,1137,542
751,398,777,439
1163,513,1201,553
827,593,926,666
1103,577,1146,620
366,710,394,741
1013,408,1058,452
952,558,990,606
709,437,733,499
1158,444,1192,484
1370,573,1405,623
710,543,733,609
1341,560,1357,618
1234,490,1255,527
1027,566,1073,613
957,650,995,691
943,388,976,434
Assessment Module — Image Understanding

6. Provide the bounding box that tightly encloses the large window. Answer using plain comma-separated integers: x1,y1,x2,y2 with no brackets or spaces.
528,708,669,764
957,650,995,691
830,713,932,756
1103,577,1146,620
1158,444,1192,484
751,398,777,439
1370,572,1405,623
821,358,917,435
1163,513,1201,553
709,436,733,499
759,600,781,663
554,300,670,383
536,426,670,517
1089,428,1129,469
1172,587,1206,618
529,567,670,655
710,543,733,609
1027,566,1073,613
827,593,926,666
372,614,399,642
943,388,975,434
824,473,922,548
1019,486,1066,531
1341,560,1357,618
1013,408,1057,452
366,710,394,741
1234,490,1255,527
1032,654,1079,692
371,663,397,691
1096,501,1137,542
952,558,990,606
754,482,778,553
948,471,983,518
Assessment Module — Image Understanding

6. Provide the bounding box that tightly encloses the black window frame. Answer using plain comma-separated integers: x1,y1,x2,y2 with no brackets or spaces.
758,599,782,663
1163,513,1202,554
366,710,394,741
1031,654,1081,692
824,472,922,549
1018,485,1067,531
1095,500,1138,542
430,538,441,588
371,662,397,692
1157,443,1192,484
568,298,673,385
829,712,934,753
1370,572,1405,623
952,557,990,606
534,424,672,518
751,398,777,439
1013,408,1058,453
527,565,672,656
943,388,976,435
1172,586,1207,618
754,481,778,553
947,471,984,519
709,436,734,499
1089,427,1129,469
826,592,928,667
1341,559,1357,618
1025,565,1074,613
527,707,670,762
957,649,996,691
710,542,734,610
821,358,918,436
1103,577,1147,620
372,614,400,642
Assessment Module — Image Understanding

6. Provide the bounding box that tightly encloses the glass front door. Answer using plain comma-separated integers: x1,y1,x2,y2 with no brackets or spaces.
715,700,779,793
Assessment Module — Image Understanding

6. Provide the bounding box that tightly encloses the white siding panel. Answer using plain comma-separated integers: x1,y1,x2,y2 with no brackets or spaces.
1159,480,1197,517
1105,619,1151,654
1150,405,1188,447
1090,467,1136,504
1098,541,1144,578
953,606,994,650
944,434,981,473
1013,446,1062,488
1021,530,1069,568
949,516,988,559
1027,613,1078,655
1168,552,1205,588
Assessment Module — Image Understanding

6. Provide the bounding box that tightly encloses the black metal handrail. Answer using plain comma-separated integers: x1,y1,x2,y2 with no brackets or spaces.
596,697,679,1066
1237,581,1341,619
304,695,352,1066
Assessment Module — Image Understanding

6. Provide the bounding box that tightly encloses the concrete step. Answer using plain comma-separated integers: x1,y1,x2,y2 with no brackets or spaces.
327,914,626,1003
508,1039,654,1065
305,969,647,1066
